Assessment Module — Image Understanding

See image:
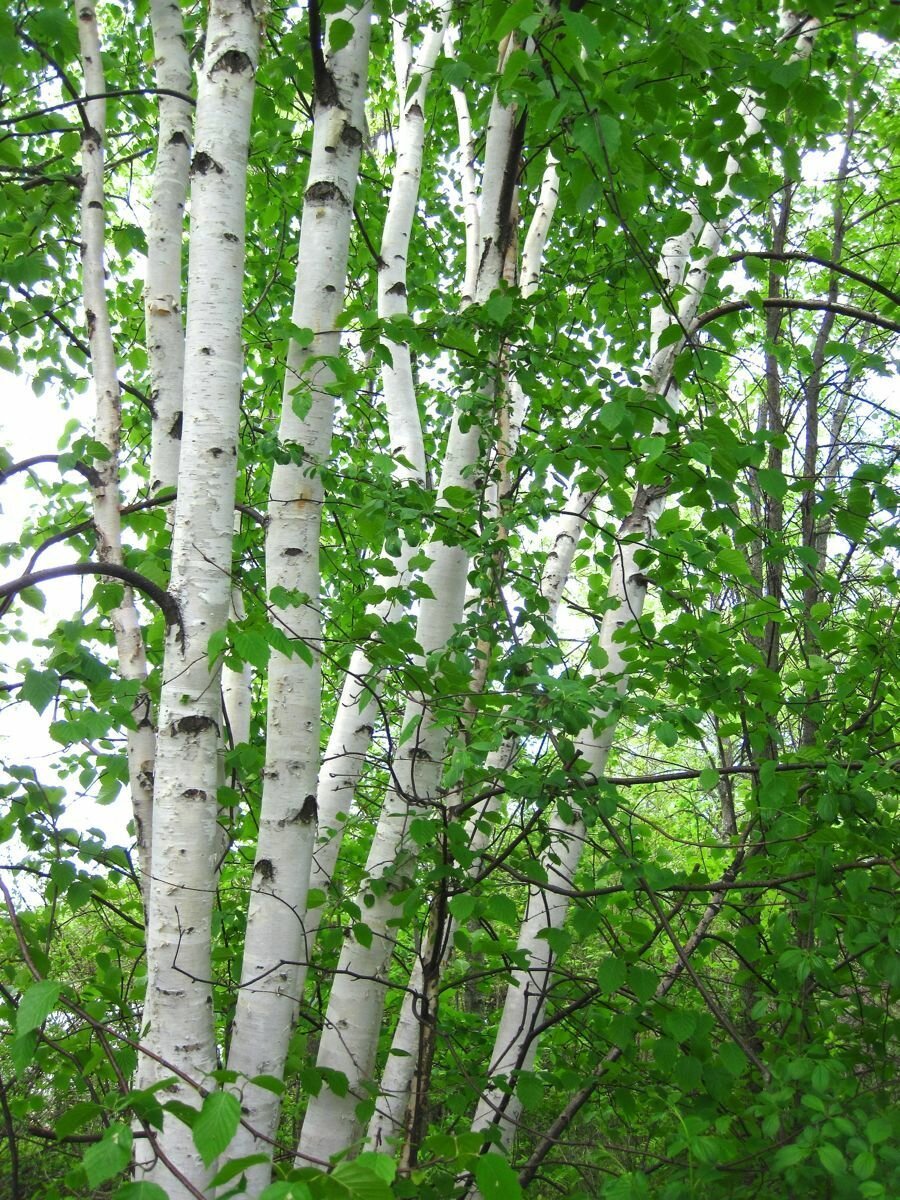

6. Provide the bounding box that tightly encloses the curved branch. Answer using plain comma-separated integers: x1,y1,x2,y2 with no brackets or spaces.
14,287,151,409
693,297,900,336
0,454,100,487
729,249,900,308
0,562,182,637
0,493,265,619
0,455,60,483
0,87,196,127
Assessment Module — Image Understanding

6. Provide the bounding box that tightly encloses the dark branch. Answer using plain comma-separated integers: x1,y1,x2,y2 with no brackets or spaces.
729,249,900,308
0,563,182,638
0,88,196,127
0,454,100,487
693,297,900,336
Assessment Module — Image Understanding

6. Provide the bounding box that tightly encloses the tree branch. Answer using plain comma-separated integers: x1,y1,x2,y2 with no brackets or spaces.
0,87,196,126
729,249,900,308
693,297,900,336
0,562,182,638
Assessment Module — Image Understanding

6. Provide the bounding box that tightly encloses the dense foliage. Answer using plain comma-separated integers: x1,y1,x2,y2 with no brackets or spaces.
0,1,898,1198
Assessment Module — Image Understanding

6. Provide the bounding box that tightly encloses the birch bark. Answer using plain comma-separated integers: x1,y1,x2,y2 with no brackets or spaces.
74,0,156,902
140,2,261,1193
293,2,449,1013
468,13,820,1162
445,31,480,307
296,35,526,1165
368,151,564,1151
146,0,193,494
223,6,373,1186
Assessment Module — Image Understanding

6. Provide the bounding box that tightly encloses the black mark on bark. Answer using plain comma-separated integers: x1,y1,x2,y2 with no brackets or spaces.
174,715,219,736
212,50,253,76
192,151,222,175
309,0,340,108
305,180,347,206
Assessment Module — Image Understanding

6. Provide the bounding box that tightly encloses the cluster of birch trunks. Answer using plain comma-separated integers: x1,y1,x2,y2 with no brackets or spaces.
65,2,841,1196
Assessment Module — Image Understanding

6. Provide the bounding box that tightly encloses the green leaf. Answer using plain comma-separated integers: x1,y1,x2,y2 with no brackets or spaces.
597,957,627,994
757,467,787,498
164,1099,200,1128
475,1152,523,1200
83,1124,132,1189
664,1009,696,1042
655,721,678,747
353,922,373,949
11,1030,38,1075
483,291,514,324
354,1153,397,1185
817,1144,845,1175
719,1042,747,1077
56,1101,103,1139
485,894,518,925
21,586,46,612
599,399,626,429
716,547,753,580
449,894,476,922
774,1143,807,1170
327,18,355,53
192,1090,241,1167
320,1067,349,1097
20,668,59,714
853,1150,876,1181
210,1153,272,1186
441,484,472,510
258,1184,313,1200
16,979,61,1035
597,115,621,155
866,1116,893,1144
655,324,683,350
114,1184,171,1200
331,1160,395,1199
517,1071,543,1112
491,0,537,41
834,504,867,542
249,1074,285,1096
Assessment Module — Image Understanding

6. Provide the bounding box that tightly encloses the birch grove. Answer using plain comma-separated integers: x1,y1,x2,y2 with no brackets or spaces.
1,3,899,1200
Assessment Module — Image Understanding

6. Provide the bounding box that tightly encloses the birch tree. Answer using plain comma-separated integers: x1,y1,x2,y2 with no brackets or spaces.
1,3,899,1200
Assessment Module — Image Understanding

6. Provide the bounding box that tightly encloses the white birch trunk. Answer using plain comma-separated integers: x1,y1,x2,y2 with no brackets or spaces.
146,0,193,493
280,4,449,1025
468,12,820,1165
446,30,480,307
379,11,448,474
223,8,373,1189
296,38,526,1164
139,4,260,1194
74,0,156,903
222,586,252,749
367,491,591,1147
469,488,666,1150
368,153,565,1148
